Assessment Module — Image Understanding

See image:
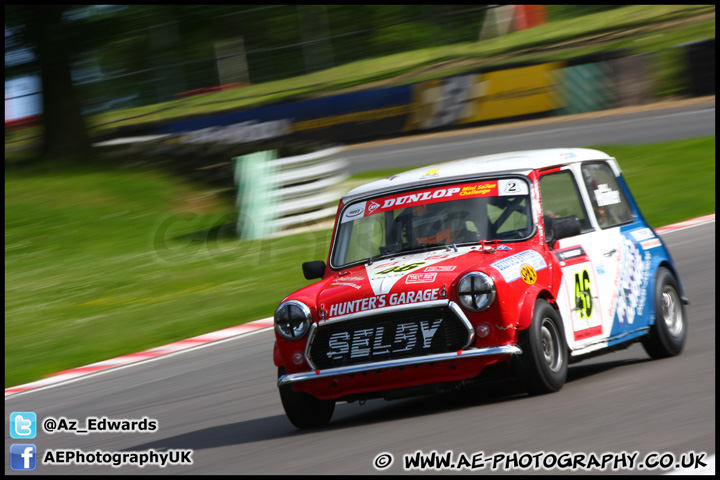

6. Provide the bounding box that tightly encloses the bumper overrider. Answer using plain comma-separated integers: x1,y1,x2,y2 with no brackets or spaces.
277,300,522,392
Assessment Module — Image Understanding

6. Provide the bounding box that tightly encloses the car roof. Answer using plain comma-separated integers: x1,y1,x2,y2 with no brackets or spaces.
342,148,615,203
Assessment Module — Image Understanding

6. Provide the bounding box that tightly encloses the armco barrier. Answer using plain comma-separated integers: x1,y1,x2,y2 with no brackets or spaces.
235,146,347,239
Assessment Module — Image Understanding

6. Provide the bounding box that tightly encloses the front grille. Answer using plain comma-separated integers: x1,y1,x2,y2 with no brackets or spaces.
309,306,470,370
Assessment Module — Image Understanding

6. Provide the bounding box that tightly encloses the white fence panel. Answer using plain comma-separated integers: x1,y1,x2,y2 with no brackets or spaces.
235,146,348,239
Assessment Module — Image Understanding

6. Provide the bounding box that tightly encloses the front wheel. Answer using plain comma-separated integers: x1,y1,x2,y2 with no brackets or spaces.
642,267,687,359
513,299,568,395
278,367,335,429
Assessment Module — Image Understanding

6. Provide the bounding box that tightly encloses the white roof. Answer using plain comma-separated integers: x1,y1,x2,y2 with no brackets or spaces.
343,148,615,202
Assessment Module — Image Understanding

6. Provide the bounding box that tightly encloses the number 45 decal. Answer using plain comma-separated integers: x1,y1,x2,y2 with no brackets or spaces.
573,269,593,319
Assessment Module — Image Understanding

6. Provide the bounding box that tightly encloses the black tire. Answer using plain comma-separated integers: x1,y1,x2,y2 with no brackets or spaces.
278,367,335,429
514,299,568,395
642,267,687,359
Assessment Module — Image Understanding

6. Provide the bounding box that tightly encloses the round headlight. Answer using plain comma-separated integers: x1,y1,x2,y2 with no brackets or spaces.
274,300,312,340
458,272,496,312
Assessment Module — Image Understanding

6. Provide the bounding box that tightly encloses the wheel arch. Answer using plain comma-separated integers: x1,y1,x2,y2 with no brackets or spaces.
515,285,559,333
641,263,688,358
512,293,569,394
648,260,689,326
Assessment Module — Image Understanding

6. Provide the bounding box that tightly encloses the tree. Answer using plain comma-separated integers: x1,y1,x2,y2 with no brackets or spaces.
6,5,93,159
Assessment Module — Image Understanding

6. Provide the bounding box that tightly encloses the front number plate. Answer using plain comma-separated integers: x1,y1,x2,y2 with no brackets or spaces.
326,319,443,361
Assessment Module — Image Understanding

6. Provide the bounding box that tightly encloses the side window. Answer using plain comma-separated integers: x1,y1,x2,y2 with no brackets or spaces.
581,162,634,228
539,170,593,241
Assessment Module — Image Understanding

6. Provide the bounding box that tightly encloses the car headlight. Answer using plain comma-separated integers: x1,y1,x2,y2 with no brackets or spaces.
275,300,312,340
457,272,496,312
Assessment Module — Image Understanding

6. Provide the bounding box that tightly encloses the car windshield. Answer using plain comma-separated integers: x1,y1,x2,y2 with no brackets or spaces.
331,178,533,267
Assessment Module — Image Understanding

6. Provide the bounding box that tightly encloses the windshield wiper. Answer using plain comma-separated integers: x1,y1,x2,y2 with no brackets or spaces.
396,243,450,254
365,252,394,266
364,243,454,265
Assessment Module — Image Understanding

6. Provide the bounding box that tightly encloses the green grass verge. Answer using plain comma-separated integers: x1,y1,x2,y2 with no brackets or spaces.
597,138,716,227
4,136,715,387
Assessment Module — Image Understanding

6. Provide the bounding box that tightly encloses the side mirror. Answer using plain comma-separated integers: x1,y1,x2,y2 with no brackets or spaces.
302,261,326,280
547,216,581,248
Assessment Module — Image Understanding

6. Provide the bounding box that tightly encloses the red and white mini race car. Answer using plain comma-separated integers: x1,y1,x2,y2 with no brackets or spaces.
273,148,688,428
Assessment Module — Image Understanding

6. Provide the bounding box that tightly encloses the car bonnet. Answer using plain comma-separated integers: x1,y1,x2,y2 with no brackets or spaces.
317,244,520,321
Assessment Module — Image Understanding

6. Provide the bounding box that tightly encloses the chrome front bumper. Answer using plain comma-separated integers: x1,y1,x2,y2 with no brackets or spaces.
277,344,522,387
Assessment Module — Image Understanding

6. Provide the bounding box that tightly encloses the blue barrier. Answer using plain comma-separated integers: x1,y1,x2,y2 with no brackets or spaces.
151,85,413,145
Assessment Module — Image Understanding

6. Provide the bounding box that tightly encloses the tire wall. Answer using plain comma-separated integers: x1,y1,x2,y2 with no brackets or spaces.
133,39,714,148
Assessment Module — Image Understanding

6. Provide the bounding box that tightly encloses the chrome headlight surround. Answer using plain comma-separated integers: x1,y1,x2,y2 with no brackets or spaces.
457,272,496,312
274,300,312,340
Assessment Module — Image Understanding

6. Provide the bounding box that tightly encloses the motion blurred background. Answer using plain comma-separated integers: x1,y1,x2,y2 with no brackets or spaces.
5,5,715,156
4,5,715,389
5,6,594,117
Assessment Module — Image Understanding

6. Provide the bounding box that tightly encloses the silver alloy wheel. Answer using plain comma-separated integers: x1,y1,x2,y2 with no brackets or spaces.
540,317,563,373
513,299,568,394
641,267,687,360
662,285,684,338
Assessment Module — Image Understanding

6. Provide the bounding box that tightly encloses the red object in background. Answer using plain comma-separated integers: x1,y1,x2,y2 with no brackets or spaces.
513,5,548,31
174,82,251,99
5,114,43,131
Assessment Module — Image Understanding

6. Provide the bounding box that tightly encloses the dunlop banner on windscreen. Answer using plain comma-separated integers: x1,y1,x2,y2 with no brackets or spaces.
403,61,565,132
